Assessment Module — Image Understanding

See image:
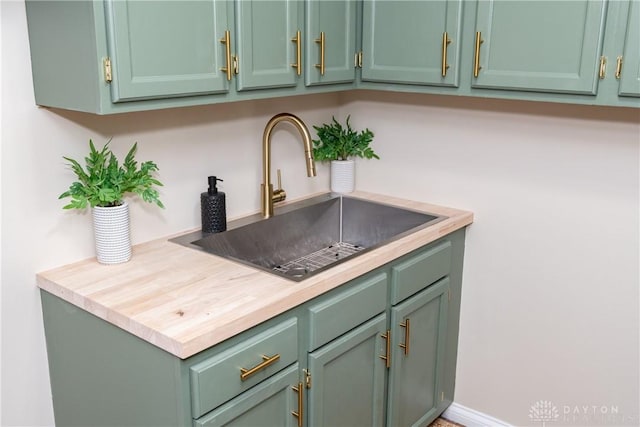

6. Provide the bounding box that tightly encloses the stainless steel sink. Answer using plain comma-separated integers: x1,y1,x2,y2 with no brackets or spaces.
171,194,446,281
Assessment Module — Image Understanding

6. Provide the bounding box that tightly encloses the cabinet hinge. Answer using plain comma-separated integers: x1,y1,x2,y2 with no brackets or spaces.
304,369,311,389
103,57,112,83
354,51,363,69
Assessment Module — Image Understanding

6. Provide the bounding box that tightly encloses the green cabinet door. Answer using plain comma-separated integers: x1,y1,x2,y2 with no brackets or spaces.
105,0,230,102
235,0,300,91
361,0,463,87
194,364,301,427
305,0,357,86
618,0,640,97
307,314,387,427
472,0,607,94
387,278,449,427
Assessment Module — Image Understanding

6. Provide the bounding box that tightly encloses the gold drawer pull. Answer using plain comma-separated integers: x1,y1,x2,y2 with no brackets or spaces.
291,30,302,76
240,353,280,381
399,318,410,356
220,30,232,81
315,31,325,75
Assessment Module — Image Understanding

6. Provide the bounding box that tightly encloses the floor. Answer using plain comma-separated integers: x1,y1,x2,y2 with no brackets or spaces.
428,417,465,427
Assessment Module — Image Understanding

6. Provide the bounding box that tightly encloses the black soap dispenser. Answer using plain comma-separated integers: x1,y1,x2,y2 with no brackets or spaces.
201,176,227,233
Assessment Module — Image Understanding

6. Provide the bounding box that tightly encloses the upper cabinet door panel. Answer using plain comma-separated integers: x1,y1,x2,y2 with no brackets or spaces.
105,0,230,102
618,0,640,97
305,0,357,86
362,0,463,87
235,0,299,91
472,0,607,95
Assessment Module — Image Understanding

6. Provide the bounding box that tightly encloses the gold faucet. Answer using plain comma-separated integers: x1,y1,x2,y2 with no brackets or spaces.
261,113,317,218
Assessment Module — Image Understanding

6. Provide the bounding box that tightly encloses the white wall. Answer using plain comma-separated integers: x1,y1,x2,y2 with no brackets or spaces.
3,1,639,426
343,90,640,426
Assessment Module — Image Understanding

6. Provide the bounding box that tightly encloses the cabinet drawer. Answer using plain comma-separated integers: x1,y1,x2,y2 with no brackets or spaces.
308,272,387,351
391,240,452,304
190,318,298,418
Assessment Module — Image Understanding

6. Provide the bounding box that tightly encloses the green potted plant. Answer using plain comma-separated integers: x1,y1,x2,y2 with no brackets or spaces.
59,139,164,264
312,115,378,193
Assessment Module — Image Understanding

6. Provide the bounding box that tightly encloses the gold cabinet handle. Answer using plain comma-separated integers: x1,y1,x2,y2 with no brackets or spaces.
399,318,410,356
315,31,325,75
615,56,623,79
220,30,232,81
473,31,483,78
291,382,303,427
442,32,451,77
599,56,607,79
291,30,301,76
379,330,391,368
239,353,280,381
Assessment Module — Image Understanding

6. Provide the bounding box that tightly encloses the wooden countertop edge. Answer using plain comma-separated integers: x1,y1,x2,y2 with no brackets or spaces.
37,191,473,359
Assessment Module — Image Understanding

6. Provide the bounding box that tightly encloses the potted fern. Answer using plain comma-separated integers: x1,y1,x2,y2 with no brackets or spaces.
59,139,164,264
312,116,378,193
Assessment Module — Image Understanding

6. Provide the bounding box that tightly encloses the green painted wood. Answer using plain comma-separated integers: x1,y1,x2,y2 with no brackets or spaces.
472,0,607,94
305,0,357,86
105,0,230,102
391,240,452,305
190,317,298,418
40,290,192,427
307,314,387,427
387,278,450,427
235,0,300,91
361,0,463,87
618,0,640,97
307,272,387,351
194,364,300,426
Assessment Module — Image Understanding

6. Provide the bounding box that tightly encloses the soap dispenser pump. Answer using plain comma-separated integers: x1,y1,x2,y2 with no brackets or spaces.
201,176,227,233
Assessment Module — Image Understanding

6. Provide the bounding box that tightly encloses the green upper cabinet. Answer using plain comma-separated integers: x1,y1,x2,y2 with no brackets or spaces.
618,0,640,97
234,0,301,91
305,0,358,86
105,0,231,102
471,0,607,95
361,0,463,87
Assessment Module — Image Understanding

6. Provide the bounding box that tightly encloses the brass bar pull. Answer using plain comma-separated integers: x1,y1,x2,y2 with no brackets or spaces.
239,354,280,381
441,32,451,77
615,56,623,79
399,318,410,356
358,51,363,68
315,31,325,75
220,30,232,81
599,56,607,79
291,382,303,427
291,30,301,76
473,31,483,78
379,330,391,368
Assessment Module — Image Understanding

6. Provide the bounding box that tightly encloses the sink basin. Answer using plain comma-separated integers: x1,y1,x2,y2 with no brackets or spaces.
171,194,445,281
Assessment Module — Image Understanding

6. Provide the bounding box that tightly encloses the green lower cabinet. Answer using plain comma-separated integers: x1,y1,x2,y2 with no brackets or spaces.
307,314,387,427
194,364,301,427
472,0,607,95
387,278,450,427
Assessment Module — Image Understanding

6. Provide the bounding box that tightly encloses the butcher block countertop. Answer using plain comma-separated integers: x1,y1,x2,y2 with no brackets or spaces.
37,191,473,359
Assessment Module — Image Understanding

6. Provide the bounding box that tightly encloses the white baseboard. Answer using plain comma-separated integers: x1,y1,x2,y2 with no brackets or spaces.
442,402,512,427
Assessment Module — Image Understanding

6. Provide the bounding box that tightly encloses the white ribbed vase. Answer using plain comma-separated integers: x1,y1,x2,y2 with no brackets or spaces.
92,202,131,265
330,159,355,193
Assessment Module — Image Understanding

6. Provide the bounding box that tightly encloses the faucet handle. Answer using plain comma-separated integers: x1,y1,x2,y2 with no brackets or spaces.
273,169,286,203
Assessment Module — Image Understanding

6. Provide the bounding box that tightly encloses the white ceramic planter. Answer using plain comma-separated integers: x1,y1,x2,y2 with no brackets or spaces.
330,159,355,193
92,202,131,265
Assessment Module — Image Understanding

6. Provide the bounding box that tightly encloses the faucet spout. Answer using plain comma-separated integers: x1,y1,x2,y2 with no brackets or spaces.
261,113,317,218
